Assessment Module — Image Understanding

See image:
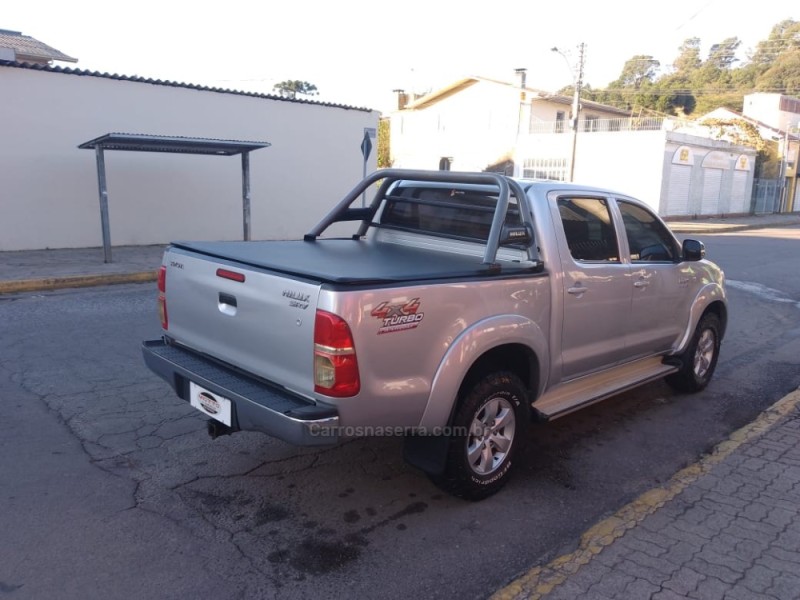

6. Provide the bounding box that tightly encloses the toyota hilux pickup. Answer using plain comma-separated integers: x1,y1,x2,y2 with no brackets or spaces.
142,169,727,500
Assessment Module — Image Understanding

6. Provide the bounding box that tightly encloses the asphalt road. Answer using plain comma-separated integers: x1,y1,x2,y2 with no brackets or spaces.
2,226,799,600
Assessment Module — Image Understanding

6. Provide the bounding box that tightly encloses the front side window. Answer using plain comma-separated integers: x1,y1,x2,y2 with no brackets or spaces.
558,197,619,262
618,201,678,262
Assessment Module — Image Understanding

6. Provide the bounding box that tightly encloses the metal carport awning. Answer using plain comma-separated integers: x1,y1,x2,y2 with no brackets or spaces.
79,133,270,262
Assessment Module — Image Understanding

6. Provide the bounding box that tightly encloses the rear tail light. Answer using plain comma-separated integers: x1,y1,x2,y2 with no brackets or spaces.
157,266,168,330
314,310,360,397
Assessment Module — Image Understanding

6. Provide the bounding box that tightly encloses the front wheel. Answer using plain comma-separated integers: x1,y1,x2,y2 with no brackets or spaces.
666,313,721,393
430,372,528,501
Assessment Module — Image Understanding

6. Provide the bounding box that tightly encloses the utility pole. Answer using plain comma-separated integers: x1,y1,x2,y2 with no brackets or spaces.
552,43,586,182
569,43,586,183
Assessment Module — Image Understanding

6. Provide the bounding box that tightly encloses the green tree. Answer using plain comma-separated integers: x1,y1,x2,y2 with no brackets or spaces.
272,80,319,99
701,117,780,176
707,37,741,70
377,117,392,169
610,55,661,89
673,38,702,74
756,52,800,96
749,19,800,66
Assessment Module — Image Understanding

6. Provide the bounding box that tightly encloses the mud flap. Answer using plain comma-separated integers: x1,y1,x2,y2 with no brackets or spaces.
403,434,450,475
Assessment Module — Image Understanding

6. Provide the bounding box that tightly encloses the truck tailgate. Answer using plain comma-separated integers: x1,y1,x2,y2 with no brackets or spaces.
163,247,320,399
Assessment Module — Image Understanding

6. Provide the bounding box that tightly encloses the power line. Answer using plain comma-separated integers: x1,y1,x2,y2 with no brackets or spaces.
674,0,717,32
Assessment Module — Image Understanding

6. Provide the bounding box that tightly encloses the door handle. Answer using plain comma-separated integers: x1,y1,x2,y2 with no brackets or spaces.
634,280,650,289
219,293,237,307
567,285,587,295
218,293,237,316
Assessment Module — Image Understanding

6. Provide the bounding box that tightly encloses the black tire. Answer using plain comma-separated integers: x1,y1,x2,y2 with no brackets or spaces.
666,312,721,393
430,371,528,501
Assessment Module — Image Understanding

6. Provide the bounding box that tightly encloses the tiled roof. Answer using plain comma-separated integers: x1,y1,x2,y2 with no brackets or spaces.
0,60,374,112
0,29,77,63
541,93,631,117
402,76,630,116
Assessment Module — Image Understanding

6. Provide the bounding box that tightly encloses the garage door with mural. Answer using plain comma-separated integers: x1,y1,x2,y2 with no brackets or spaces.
664,146,754,217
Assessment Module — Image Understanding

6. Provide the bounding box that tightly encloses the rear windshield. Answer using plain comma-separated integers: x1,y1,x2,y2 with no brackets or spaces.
379,187,521,243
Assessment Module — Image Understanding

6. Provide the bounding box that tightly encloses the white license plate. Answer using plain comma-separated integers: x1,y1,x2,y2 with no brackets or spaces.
189,382,232,426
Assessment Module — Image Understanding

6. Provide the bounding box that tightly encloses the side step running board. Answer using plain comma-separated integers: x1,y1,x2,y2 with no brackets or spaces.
534,357,678,420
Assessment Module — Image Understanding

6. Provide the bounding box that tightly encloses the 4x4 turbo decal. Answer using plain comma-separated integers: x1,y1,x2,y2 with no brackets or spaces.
371,298,424,334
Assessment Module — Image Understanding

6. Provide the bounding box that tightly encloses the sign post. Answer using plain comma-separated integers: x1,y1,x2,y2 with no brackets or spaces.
361,127,376,206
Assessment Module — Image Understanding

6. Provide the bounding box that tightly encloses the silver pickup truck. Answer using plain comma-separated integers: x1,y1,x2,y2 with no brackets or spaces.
143,169,726,500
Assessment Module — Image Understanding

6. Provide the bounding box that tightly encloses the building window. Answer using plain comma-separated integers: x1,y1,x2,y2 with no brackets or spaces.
439,157,452,171
522,158,567,181
779,96,800,114
555,111,565,133
583,115,599,132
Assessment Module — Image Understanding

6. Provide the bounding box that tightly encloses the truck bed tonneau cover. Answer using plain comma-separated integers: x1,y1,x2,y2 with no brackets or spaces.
171,239,535,285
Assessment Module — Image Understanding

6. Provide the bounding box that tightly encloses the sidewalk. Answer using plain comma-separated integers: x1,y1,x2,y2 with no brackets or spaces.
493,389,800,600
664,212,800,234
0,245,164,294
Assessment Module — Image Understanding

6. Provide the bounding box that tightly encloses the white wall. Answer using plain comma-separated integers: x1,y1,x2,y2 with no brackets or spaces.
390,82,521,172
0,65,378,250
516,130,666,210
571,131,667,210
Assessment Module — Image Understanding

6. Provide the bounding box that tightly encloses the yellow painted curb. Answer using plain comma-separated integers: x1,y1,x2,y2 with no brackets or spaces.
0,271,157,294
491,387,800,600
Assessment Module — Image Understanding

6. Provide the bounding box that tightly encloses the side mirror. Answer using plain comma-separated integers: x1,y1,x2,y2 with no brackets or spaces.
500,224,534,247
682,239,705,261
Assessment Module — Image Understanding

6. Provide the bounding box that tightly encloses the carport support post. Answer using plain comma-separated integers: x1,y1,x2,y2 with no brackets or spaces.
242,151,251,241
94,145,113,263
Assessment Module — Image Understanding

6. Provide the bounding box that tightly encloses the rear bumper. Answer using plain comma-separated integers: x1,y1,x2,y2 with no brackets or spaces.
142,339,339,446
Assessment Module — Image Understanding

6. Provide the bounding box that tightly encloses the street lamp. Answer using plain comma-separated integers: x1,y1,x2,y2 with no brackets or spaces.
551,43,585,182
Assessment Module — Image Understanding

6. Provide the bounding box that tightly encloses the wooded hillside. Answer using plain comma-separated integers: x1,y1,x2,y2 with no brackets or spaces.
579,19,800,117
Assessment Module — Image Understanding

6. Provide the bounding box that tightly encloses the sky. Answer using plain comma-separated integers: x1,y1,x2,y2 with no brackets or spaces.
3,0,797,114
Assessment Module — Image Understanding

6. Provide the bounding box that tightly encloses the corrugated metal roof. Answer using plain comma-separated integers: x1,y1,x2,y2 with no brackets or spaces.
78,133,270,155
0,29,77,63
0,60,374,112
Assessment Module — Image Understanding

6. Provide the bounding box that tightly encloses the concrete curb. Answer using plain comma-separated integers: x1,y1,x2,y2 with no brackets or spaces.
666,219,800,234
0,271,157,295
491,387,800,600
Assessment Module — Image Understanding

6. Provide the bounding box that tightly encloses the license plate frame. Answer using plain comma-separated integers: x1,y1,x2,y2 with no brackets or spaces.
189,382,232,426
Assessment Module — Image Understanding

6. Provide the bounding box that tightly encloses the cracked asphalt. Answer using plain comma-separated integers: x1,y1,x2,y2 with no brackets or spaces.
2,226,800,599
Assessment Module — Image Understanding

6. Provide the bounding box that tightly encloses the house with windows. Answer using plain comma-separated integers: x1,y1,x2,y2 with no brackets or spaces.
390,76,629,174
390,75,758,217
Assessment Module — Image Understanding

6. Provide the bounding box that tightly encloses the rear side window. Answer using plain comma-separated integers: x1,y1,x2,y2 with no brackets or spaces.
558,197,620,262
618,201,678,262
380,187,521,243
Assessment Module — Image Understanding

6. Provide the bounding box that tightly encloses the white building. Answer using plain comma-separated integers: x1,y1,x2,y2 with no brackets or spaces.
391,76,629,173
0,61,378,251
743,93,800,134
391,76,757,217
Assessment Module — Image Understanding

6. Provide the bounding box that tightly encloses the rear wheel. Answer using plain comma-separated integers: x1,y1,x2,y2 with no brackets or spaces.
666,313,721,393
430,371,528,501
